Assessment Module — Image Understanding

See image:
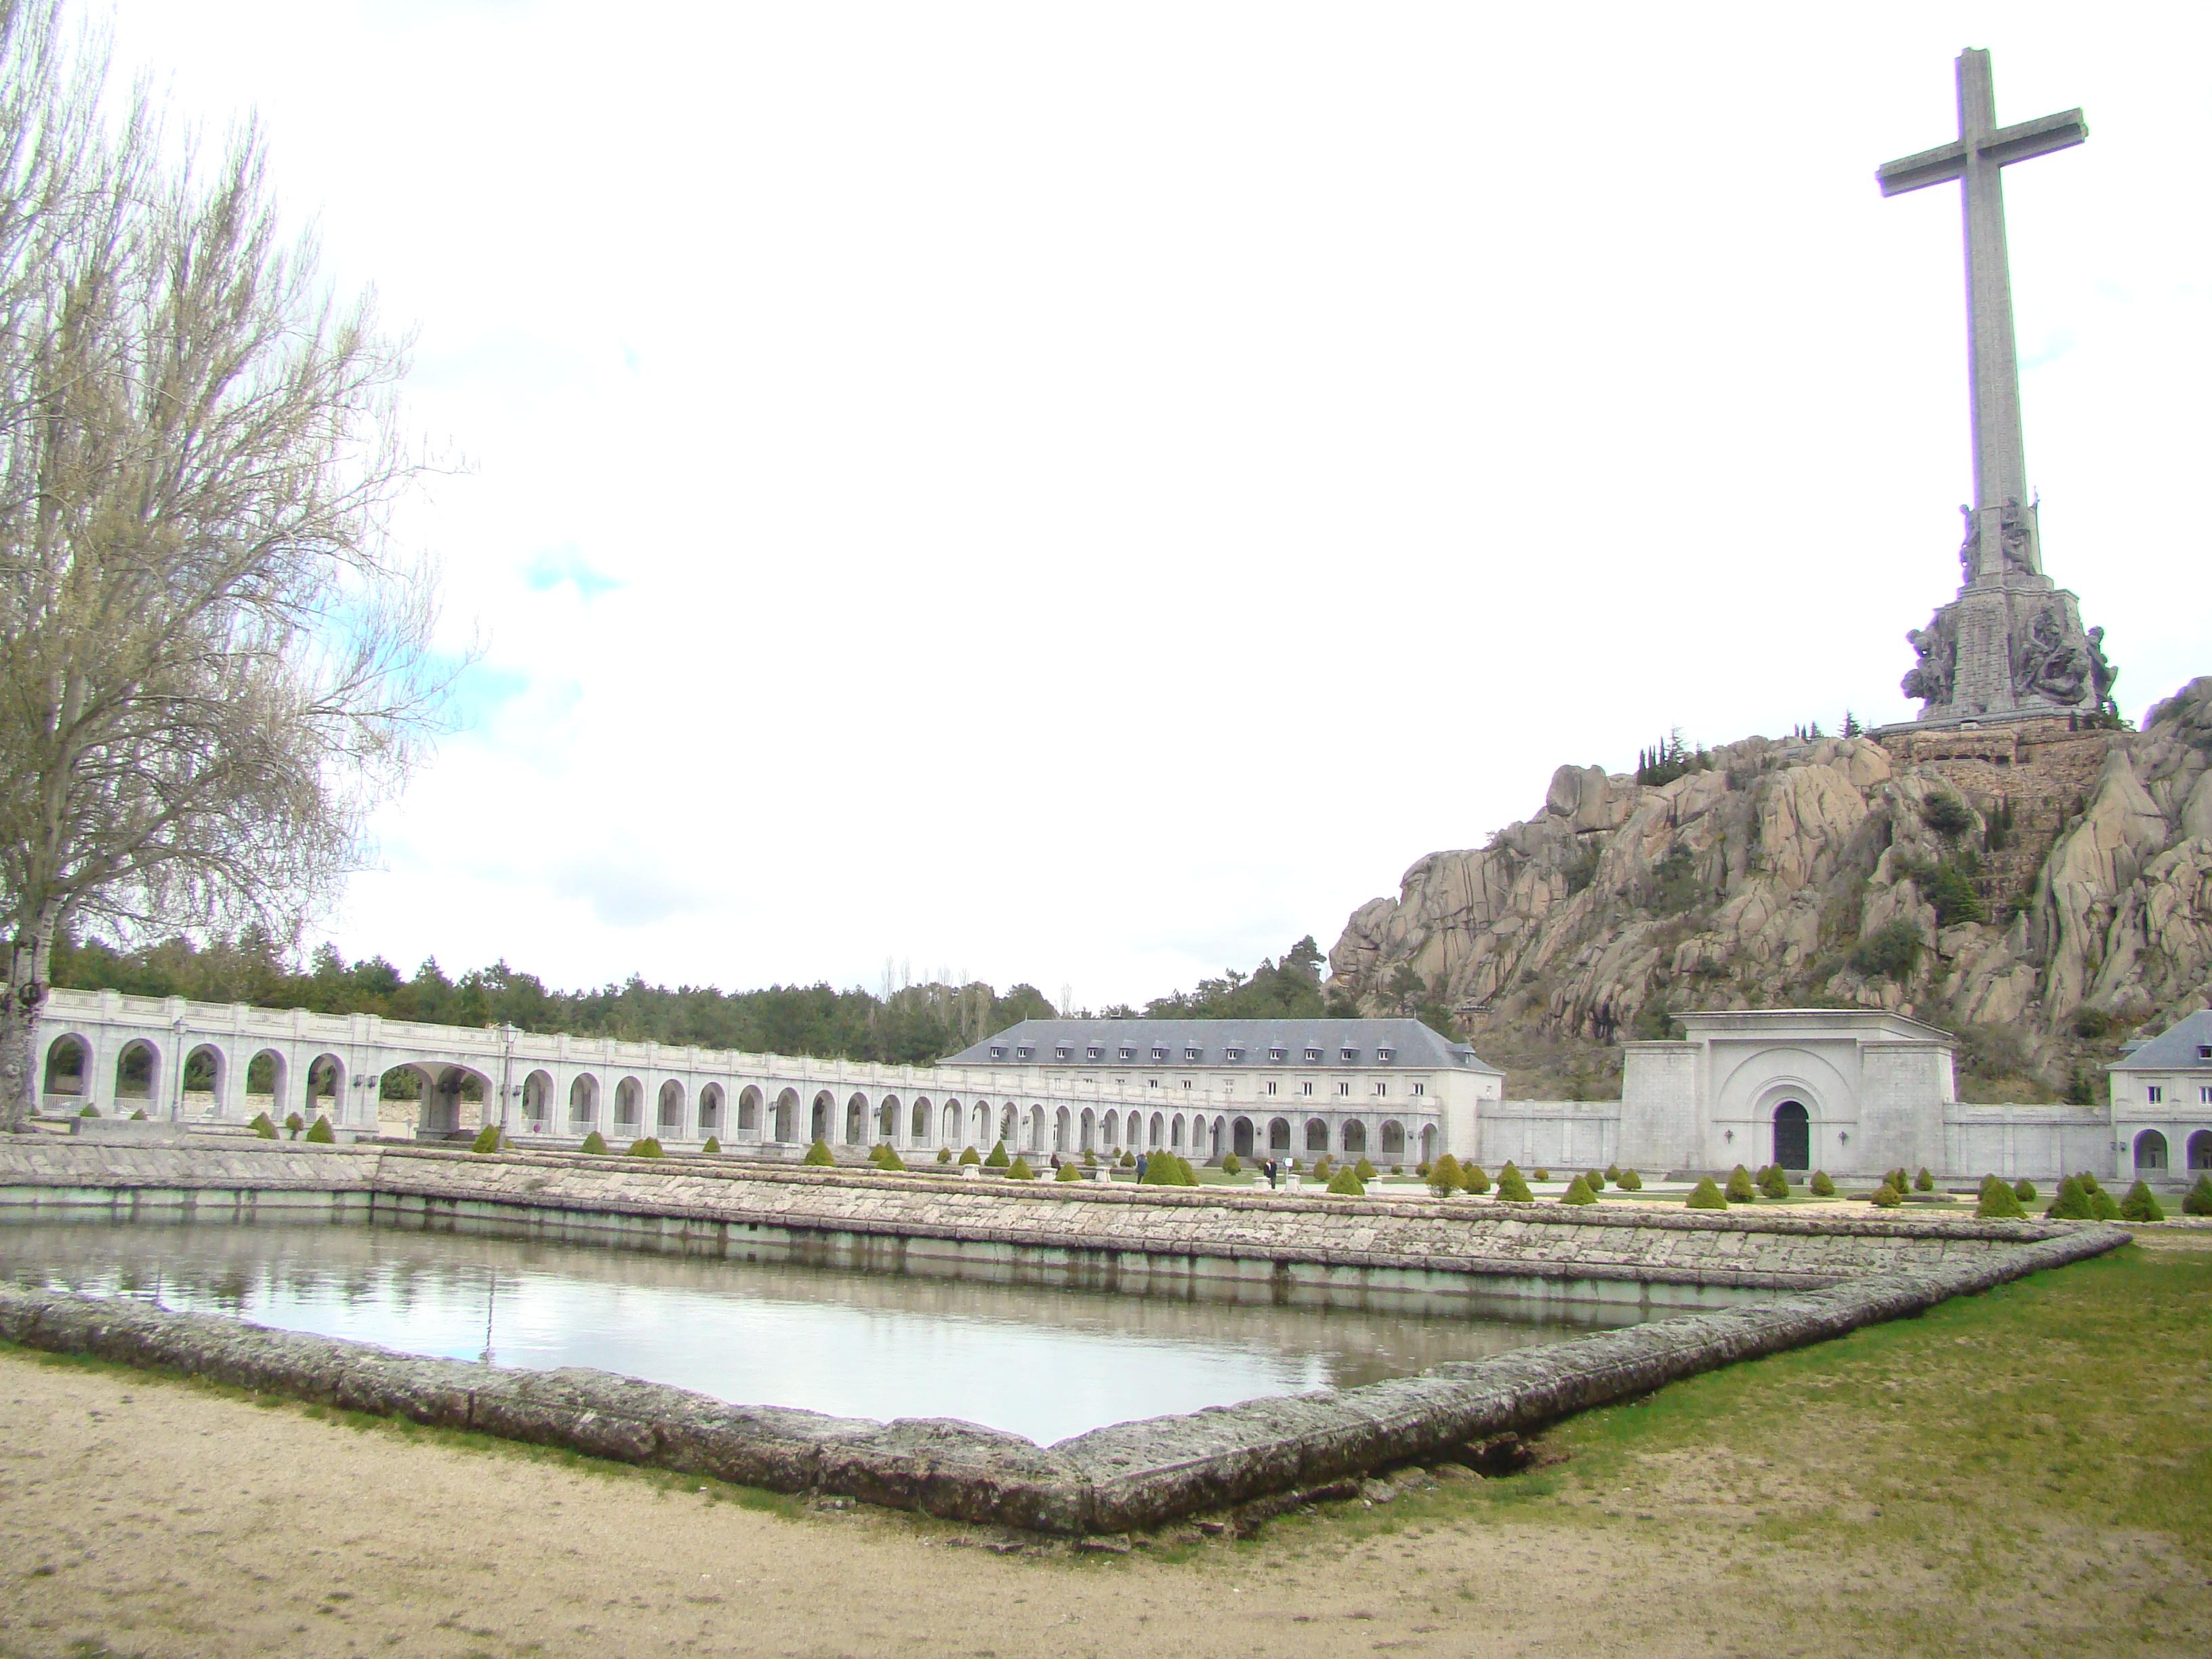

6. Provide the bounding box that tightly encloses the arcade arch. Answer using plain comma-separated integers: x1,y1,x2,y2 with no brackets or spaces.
2135,1128,2169,1172
775,1088,799,1142
2191,1130,2212,1172
699,1084,724,1136
739,1085,764,1139
569,1073,599,1128
910,1097,931,1144
41,1034,89,1100
613,1077,643,1130
521,1070,553,1128
658,1080,686,1134
114,1040,158,1105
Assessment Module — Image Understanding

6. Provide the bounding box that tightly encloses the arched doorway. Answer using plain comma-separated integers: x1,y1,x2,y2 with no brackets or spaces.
775,1088,798,1142
42,1034,89,1103
114,1040,159,1107
1380,1121,1405,1159
1305,1118,1328,1153
912,1097,932,1145
811,1091,834,1143
613,1077,643,1130
1269,1118,1291,1151
1232,1117,1255,1158
2190,1130,2212,1172
182,1045,224,1115
306,1054,344,1122
2135,1129,2169,1172
1342,1120,1368,1156
657,1080,686,1135
698,1084,724,1136
846,1092,868,1145
521,1070,552,1129
1773,1101,1811,1172
739,1086,763,1139
569,1073,599,1130
1419,1124,1437,1164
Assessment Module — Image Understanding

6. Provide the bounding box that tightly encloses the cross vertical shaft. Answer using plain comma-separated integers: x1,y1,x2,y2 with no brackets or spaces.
1878,48,2086,583
1956,50,2026,552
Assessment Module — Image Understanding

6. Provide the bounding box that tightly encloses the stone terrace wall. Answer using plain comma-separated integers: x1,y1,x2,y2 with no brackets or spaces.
0,1138,2087,1293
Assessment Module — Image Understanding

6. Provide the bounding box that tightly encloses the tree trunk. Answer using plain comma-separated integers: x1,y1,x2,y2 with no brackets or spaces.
1,928,49,1132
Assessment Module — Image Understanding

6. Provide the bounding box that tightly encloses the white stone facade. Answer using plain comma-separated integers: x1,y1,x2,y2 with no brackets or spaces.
945,1018,1501,1165
25,987,1221,1160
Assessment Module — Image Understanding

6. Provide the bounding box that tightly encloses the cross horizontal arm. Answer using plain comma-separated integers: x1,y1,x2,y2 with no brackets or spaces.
1981,108,2089,167
1877,140,1965,197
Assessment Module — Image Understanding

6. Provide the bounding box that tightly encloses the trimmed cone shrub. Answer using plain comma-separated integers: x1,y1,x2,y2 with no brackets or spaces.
1083,1148,1097,1166
1809,1170,1835,1197
702,1135,721,1155
1056,1160,1083,1182
129,1109,146,1120
959,1145,981,1166
1604,1164,1622,1186
869,1143,906,1172
1686,1176,1726,1210
1458,1162,1490,1194
802,1139,834,1166
2079,1171,2104,1194
304,1115,337,1144
626,1137,665,1159
2184,1174,2212,1217
1914,1167,1935,1192
1977,1175,2025,1218
1326,1166,1366,1196
285,1111,305,1140
2013,1177,2036,1202
78,1103,100,1118
1427,1154,1463,1197
1532,1168,1551,1183
1493,1162,1532,1203
1561,1174,1597,1205
1618,1168,1643,1191
984,1140,1010,1169
2119,1180,2165,1223
936,1147,952,1163
2090,1185,2123,1221
580,1130,608,1155
1355,1158,1377,1183
1759,1166,1790,1200
2045,1174,2092,1219
1584,1168,1605,1193
1869,1182,1903,1208
1006,1155,1035,1181
2106,1185,2158,1229
249,1112,278,1140
1120,1149,1136,1167
1222,1152,1241,1175
468,1124,499,1154
1725,1165,1757,1204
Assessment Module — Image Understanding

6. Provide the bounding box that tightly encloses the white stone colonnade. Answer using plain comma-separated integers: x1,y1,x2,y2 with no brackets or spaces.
23,989,1237,1153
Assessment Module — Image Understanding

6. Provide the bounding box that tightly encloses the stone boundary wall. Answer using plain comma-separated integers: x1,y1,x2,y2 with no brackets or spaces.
0,1225,2125,1534
0,1139,2088,1292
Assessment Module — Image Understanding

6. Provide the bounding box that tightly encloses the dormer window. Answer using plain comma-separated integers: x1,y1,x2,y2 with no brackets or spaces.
1053,1046,1071,1061
1150,1046,1168,1062
1376,1046,1395,1063
1183,1046,1202,1061
1015,1046,1033,1060
1118,1046,1135,1061
1269,1046,1286,1061
1303,1047,1322,1063
1086,1046,1103,1061
1339,1046,1359,1061
989,1046,1006,1060
2199,1045,2211,1061
1223,1046,1244,1061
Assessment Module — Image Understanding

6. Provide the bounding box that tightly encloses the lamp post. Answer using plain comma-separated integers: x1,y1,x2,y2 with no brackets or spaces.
169,1015,186,1124
497,1022,517,1136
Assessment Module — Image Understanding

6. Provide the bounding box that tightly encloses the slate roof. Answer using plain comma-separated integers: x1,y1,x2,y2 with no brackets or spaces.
943,1017,1500,1075
2105,1008,2212,1072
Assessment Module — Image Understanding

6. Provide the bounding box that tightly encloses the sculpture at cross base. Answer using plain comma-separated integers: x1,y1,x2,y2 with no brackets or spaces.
1877,48,2116,728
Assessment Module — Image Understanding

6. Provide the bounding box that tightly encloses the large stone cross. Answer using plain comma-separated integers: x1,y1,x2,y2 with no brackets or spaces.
1878,48,2085,583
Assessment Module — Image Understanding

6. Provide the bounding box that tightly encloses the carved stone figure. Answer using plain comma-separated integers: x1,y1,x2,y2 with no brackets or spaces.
2086,626,2119,715
2013,607,2088,704
1957,504,1979,581
1902,617,1955,705
1999,496,2035,573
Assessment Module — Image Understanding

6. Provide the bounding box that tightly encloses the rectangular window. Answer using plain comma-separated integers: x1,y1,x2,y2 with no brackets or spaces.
1376,1047,1395,1062
1300,1082,1313,1097
1374,1083,1387,1097
2201,1086,2211,1105
1181,1079,1192,1090
1269,1046,1286,1061
1265,1082,1277,1096
1412,1082,1426,1097
1336,1082,1351,1097
1086,1046,1103,1061
1054,1047,1071,1061
2147,1085,2164,1104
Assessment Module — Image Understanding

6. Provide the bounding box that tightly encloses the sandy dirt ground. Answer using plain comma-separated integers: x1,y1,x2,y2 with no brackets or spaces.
0,1336,2200,1659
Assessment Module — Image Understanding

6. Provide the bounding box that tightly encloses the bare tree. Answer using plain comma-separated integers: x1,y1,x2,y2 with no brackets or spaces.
0,0,456,1128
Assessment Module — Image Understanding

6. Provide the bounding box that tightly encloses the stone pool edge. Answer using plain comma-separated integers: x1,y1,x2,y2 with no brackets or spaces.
0,1223,2126,1535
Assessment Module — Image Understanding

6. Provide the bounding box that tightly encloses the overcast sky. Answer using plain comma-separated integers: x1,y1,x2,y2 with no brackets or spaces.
105,1,2210,1008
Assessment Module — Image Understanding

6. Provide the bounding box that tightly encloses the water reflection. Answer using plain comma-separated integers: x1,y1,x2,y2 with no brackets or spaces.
2,1214,1619,1443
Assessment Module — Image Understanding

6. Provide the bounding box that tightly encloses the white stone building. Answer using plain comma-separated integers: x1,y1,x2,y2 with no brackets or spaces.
943,1018,1502,1166
2106,1009,2212,1181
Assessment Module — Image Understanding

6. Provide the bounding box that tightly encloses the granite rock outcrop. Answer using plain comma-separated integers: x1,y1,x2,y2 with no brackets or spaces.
1330,679,2212,1092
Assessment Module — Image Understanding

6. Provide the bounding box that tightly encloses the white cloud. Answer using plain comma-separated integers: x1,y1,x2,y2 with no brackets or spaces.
108,1,2212,1004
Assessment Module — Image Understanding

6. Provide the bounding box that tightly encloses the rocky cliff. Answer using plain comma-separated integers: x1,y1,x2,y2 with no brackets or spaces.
1329,678,2212,1099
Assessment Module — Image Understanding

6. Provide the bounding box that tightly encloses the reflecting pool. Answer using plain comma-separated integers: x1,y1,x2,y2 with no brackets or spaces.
0,1214,1638,1442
